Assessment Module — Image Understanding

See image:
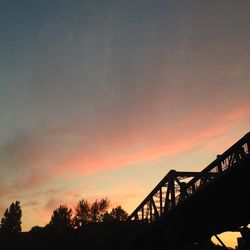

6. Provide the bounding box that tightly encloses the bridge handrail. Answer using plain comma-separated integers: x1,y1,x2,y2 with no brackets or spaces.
182,132,250,200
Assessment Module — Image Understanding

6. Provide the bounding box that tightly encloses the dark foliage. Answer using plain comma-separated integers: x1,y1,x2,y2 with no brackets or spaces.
48,205,73,231
30,225,44,233
0,221,147,250
0,201,22,233
73,197,110,228
73,199,90,228
102,205,128,222
90,198,110,222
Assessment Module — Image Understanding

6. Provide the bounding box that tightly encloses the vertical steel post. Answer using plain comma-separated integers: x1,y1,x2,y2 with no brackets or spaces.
160,187,163,215
170,171,176,208
149,201,153,223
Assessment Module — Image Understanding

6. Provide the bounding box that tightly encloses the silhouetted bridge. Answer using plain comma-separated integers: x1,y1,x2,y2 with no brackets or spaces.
127,132,250,247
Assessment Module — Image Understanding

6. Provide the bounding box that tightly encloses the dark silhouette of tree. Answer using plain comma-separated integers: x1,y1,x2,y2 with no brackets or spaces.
90,198,110,223
0,201,22,233
73,199,90,228
101,211,113,222
74,198,110,228
48,205,73,231
102,205,128,222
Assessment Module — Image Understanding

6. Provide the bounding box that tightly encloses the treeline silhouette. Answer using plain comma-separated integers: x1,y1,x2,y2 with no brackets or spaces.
0,200,231,250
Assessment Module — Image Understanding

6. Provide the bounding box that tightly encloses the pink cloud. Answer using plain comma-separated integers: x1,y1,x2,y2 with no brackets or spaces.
2,104,249,232
1,105,249,194
51,106,249,177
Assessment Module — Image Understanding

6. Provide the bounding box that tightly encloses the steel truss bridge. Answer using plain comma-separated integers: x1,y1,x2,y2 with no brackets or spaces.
128,132,250,247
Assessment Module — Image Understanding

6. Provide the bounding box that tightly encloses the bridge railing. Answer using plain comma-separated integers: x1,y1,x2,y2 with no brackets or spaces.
183,132,250,200
128,132,250,222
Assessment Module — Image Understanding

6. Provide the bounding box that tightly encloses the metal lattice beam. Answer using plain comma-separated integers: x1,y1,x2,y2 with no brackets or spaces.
128,132,250,223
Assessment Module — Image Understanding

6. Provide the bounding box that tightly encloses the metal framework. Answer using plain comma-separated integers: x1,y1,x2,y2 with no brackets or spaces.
128,132,250,222
128,171,198,222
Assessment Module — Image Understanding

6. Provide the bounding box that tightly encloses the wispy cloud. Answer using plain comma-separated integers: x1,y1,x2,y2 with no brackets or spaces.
1,105,248,199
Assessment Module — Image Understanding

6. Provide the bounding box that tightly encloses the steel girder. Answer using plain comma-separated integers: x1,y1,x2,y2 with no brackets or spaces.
128,132,250,223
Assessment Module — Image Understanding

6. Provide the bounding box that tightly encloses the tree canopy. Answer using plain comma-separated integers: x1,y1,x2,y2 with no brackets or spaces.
102,206,128,222
0,201,22,233
48,205,73,231
73,199,90,228
74,198,110,228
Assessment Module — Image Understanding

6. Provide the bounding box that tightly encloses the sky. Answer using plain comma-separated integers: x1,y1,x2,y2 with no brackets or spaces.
0,0,250,247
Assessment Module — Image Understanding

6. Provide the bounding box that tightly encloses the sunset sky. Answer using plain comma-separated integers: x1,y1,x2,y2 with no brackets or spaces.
0,0,250,247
